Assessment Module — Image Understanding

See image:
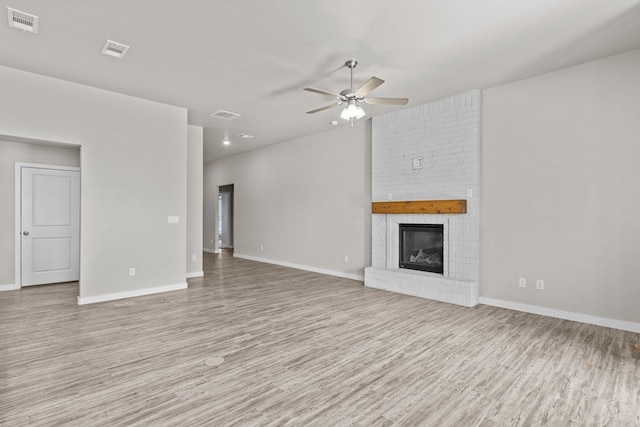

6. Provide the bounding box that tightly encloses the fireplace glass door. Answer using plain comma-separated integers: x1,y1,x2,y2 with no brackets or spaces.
399,224,444,274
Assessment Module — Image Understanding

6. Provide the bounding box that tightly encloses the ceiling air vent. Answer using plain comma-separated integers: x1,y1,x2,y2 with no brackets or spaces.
238,133,254,139
210,110,242,121
7,7,38,33
101,40,129,59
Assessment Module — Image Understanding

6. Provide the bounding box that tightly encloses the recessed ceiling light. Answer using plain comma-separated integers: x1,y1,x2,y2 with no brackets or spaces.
222,140,230,146
101,40,129,59
330,120,338,126
7,7,38,33
238,133,254,139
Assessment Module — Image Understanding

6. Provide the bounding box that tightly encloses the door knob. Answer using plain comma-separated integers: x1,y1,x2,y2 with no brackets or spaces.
22,231,29,236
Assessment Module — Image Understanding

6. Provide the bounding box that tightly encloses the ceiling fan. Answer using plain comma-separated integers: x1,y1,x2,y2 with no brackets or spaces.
304,59,408,122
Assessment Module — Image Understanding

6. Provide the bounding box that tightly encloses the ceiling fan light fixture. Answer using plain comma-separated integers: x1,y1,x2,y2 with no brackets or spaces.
340,100,366,121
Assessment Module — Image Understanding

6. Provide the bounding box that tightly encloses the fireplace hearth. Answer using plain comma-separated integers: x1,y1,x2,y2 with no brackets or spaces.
399,224,444,274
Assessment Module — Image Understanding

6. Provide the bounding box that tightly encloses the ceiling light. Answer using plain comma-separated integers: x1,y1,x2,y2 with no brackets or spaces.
101,40,129,59
340,99,366,121
222,140,230,146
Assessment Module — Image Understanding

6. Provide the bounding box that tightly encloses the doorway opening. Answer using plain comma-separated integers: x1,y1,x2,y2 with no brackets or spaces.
4,135,80,298
218,184,234,249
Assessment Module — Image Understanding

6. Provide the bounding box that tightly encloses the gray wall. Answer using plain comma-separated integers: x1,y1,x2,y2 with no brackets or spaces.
187,125,204,276
0,139,80,286
0,65,188,300
482,49,640,323
204,121,371,278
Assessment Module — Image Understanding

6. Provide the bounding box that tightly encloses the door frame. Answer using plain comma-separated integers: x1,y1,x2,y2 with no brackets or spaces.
218,184,234,249
15,162,81,287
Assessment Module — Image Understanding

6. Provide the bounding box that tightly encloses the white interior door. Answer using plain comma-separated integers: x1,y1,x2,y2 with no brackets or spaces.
21,167,80,286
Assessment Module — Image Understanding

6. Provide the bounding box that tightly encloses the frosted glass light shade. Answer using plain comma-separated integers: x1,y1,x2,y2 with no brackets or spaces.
340,100,366,120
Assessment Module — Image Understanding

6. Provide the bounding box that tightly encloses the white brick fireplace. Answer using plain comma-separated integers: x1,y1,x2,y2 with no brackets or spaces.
364,90,480,307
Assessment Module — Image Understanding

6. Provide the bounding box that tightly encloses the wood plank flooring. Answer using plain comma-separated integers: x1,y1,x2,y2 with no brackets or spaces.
1,251,639,426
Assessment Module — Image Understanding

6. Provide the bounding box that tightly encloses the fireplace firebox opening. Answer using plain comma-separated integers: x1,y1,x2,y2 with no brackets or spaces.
399,224,444,274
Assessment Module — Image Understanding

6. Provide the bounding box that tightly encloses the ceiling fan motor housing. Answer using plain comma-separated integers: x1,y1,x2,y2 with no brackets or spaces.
340,88,357,100
345,59,358,69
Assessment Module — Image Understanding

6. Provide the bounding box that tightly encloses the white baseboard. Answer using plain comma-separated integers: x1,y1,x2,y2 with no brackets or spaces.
186,271,204,278
479,297,640,333
203,248,219,254
233,253,364,282
77,282,188,305
0,283,20,292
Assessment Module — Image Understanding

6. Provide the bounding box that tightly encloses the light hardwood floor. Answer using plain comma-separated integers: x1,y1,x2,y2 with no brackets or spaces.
1,251,639,426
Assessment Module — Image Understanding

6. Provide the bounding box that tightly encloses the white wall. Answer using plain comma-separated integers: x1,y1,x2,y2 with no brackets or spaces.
0,139,80,286
482,49,640,323
204,121,371,279
187,125,203,277
0,66,188,301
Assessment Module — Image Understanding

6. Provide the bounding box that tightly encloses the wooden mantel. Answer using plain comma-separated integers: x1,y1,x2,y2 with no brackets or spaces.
371,199,467,214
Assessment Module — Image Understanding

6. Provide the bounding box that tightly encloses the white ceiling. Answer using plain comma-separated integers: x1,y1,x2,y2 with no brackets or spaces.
2,1,640,162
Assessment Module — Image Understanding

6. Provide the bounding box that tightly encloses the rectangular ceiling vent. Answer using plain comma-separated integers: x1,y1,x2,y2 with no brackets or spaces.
7,7,39,33
101,40,129,59
210,110,242,121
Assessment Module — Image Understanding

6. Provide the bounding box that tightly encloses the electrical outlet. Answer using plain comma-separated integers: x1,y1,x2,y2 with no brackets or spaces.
192,254,197,262
260,244,264,251
518,277,526,288
412,157,423,170
536,280,544,290
344,255,349,263
466,188,473,198
129,267,136,277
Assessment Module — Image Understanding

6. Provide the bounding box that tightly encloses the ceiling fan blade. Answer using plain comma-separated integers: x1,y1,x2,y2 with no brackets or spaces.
354,77,385,97
365,97,409,105
306,103,340,114
304,87,342,98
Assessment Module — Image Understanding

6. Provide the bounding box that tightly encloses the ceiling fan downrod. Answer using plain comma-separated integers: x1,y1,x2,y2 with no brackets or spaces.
345,59,358,91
